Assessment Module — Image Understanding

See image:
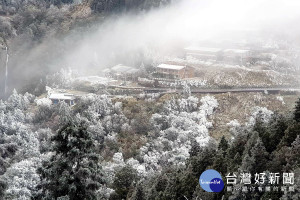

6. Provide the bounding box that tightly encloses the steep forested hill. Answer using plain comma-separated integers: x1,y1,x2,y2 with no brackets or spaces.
0,0,170,99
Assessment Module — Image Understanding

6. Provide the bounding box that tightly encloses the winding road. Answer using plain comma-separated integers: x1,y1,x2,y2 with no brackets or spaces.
109,85,300,94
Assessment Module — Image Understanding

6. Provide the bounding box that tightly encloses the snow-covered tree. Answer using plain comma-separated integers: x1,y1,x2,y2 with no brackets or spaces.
37,122,104,199
247,106,274,126
46,68,76,89
3,158,41,200
6,89,32,111
182,81,191,97
138,95,218,173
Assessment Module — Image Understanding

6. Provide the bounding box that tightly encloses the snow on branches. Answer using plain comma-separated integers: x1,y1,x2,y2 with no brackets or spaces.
139,95,218,173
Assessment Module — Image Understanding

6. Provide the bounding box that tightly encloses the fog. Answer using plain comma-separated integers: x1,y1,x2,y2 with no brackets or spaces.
62,0,300,70
2,0,300,97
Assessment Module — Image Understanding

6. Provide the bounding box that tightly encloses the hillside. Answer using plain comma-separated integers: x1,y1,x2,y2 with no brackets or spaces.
0,0,300,199
0,0,169,99
0,88,299,199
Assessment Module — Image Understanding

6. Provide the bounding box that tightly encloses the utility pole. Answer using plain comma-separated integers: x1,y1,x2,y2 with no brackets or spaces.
4,46,9,96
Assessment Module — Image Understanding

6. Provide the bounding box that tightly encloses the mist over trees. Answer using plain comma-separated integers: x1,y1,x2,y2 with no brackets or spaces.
0,0,300,199
1,0,300,98
0,0,170,98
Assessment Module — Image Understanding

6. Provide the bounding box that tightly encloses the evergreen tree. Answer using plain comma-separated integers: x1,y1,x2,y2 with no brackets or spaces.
175,167,199,200
218,136,228,153
212,150,227,176
262,113,288,152
242,131,259,157
294,98,300,122
267,146,289,173
279,122,300,147
226,134,247,172
129,182,145,200
36,122,104,200
188,146,216,177
227,152,242,172
250,138,269,173
253,111,266,136
241,153,255,174
146,173,169,200
158,171,180,200
0,139,17,175
286,135,300,169
192,184,220,200
281,167,300,200
0,180,6,199
110,165,138,200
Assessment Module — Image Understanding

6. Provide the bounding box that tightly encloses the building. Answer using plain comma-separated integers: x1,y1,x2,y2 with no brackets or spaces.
223,49,251,64
49,93,76,106
156,64,194,79
106,64,140,81
111,64,139,75
184,46,222,60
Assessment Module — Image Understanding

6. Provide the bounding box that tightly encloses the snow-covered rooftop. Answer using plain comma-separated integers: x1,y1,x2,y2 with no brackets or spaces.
223,49,250,54
76,76,110,85
102,68,111,73
49,93,75,100
184,46,221,53
111,64,139,74
157,64,185,70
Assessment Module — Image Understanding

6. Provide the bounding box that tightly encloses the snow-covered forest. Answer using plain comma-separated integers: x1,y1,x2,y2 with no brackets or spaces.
1,0,300,199
0,88,299,199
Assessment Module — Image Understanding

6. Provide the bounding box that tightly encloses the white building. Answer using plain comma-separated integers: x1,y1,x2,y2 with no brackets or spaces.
48,93,76,106
184,46,222,60
107,64,140,81
156,64,194,79
111,64,139,75
223,49,251,64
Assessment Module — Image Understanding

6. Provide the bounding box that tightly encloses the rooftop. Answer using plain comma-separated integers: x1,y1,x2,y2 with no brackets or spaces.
49,93,76,100
184,46,222,53
157,64,186,70
111,64,139,74
223,49,250,54
76,76,110,85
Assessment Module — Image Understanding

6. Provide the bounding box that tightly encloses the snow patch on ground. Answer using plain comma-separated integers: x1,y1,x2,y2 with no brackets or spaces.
276,96,285,105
